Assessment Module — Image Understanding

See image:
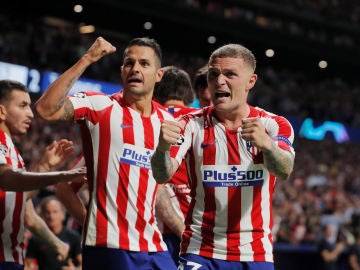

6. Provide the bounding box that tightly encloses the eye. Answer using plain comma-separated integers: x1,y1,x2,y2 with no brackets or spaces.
208,70,218,79
123,60,134,67
140,61,150,67
225,71,236,78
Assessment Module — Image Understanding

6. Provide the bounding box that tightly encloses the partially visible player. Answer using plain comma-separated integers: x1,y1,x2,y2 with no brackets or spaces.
0,79,86,270
55,155,88,226
153,66,199,265
193,65,213,108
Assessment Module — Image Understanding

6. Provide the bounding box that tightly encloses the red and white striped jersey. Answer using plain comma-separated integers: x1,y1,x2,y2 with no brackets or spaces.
0,130,26,264
160,104,200,234
69,91,174,251
174,105,295,262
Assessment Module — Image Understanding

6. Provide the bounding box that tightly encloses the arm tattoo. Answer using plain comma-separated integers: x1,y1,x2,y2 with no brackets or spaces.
263,141,294,180
151,149,175,184
35,225,58,246
155,186,185,238
59,99,75,121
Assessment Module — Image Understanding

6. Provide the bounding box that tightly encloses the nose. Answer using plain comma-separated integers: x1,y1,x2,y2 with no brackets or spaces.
216,73,226,85
27,107,34,119
132,61,141,72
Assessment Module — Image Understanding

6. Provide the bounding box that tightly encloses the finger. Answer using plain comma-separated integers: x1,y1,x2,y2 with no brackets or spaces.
46,140,58,151
57,140,73,149
178,120,186,131
67,258,74,266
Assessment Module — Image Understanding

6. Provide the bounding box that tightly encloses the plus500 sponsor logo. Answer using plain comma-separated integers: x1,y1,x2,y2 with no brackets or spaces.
204,169,263,181
122,148,152,163
120,145,153,169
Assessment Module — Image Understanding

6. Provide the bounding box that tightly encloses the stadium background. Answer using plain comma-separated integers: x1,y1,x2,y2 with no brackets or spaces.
2,1,360,269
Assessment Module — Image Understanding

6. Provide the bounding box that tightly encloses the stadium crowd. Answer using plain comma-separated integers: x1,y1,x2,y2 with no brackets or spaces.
1,4,360,269
178,0,360,49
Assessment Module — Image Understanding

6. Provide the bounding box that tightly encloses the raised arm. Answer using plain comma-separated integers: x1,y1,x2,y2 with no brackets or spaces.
151,120,183,184
35,37,116,121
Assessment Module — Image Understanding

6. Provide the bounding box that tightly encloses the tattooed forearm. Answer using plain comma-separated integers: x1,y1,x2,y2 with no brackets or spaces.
151,149,175,184
263,140,294,180
35,225,57,246
156,186,185,238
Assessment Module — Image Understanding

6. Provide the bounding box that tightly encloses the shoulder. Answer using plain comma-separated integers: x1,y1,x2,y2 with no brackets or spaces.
152,101,174,120
0,131,12,155
253,106,292,126
71,91,106,98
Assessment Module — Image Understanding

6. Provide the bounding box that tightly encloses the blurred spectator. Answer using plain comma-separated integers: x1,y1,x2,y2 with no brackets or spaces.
317,223,348,270
25,196,82,270
349,230,360,270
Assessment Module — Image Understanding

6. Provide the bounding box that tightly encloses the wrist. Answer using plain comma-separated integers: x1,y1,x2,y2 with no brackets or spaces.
38,163,51,172
156,141,171,153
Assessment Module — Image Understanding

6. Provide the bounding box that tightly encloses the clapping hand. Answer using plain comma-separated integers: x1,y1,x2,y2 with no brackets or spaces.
38,139,75,171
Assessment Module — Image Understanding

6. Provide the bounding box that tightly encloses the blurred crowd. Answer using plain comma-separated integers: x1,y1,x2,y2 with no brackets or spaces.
1,4,360,268
178,0,360,49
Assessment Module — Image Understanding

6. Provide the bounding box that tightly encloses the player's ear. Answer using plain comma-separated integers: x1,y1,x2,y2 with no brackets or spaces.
246,74,257,92
0,104,8,120
156,68,164,83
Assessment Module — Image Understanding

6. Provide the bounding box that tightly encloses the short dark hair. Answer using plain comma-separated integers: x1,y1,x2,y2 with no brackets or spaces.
153,66,194,106
0,80,28,105
193,65,208,93
123,37,162,67
209,43,256,72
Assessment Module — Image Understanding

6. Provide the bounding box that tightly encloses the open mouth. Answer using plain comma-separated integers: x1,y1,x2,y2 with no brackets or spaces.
215,92,230,98
127,78,142,83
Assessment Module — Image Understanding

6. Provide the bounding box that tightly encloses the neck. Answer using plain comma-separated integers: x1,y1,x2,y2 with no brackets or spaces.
123,93,153,117
214,104,250,130
0,125,11,138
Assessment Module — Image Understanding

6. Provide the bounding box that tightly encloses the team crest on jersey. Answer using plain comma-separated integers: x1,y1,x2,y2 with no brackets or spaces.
0,143,8,157
246,141,260,156
73,92,86,98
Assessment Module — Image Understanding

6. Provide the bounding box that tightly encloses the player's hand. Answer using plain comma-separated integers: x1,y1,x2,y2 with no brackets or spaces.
39,139,75,171
56,241,70,261
61,258,77,270
84,36,116,63
241,117,272,151
157,120,185,152
63,166,87,184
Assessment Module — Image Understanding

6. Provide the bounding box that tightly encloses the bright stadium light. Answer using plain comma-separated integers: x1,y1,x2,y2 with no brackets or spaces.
265,49,275,57
318,60,328,69
79,25,95,34
207,36,216,44
74,4,83,13
144,22,152,30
